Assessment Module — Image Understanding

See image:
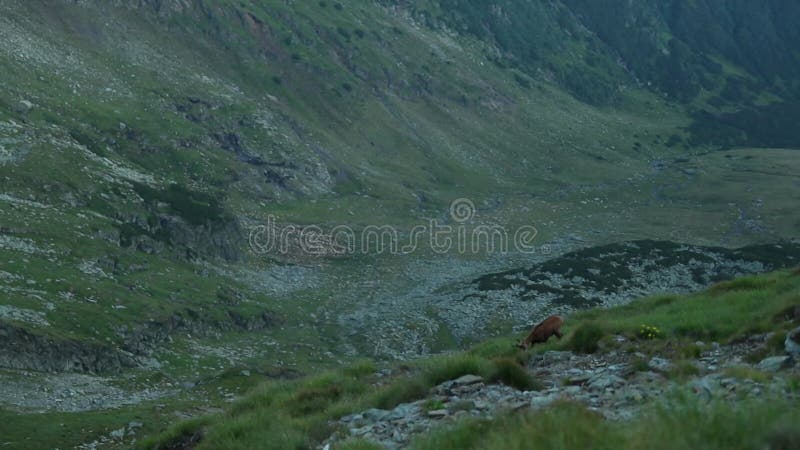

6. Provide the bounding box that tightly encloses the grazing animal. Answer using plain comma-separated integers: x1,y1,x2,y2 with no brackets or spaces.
516,315,564,350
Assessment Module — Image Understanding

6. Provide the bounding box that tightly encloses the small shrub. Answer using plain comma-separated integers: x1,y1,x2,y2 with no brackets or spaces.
767,331,788,351
631,357,650,372
745,347,770,364
638,324,663,340
374,378,428,410
787,375,800,393
764,423,800,450
285,373,364,416
679,342,702,359
489,358,542,391
342,360,376,379
669,360,701,379
568,322,606,354
423,398,445,412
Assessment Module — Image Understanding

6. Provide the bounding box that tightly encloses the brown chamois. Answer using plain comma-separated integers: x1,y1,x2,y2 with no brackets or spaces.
516,315,564,350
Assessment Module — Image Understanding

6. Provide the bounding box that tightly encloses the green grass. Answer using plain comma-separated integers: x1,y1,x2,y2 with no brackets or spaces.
722,366,773,383
140,352,544,449
141,269,800,449
555,270,800,352
487,357,542,391
409,395,800,450
374,378,429,410
3,2,800,448
566,322,606,354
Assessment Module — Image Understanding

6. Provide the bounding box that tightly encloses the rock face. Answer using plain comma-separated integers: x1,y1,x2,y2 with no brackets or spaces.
323,336,800,450
117,308,277,357
0,322,137,374
0,306,277,374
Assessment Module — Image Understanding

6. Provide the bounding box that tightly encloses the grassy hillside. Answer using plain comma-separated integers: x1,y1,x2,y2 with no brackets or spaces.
1,1,797,368
135,268,800,450
1,2,799,448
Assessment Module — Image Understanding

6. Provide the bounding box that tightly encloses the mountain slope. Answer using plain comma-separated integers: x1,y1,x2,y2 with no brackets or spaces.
137,269,800,450
0,2,799,448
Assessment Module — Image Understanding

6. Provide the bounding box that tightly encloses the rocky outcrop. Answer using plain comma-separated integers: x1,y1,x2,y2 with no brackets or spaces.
0,307,277,374
118,308,277,357
0,321,137,374
323,335,800,449
472,240,800,308
118,211,244,263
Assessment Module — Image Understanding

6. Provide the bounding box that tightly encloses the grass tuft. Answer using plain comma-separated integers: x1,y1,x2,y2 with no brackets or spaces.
488,358,543,391
374,378,429,410
422,355,494,386
567,322,606,353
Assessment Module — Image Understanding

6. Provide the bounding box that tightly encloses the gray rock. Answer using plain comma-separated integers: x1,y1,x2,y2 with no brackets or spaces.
391,430,405,442
587,374,625,391
452,374,484,386
350,426,372,436
567,374,592,385
538,351,573,363
386,404,416,421
648,357,672,372
341,413,363,423
757,356,792,372
786,327,800,356
363,408,389,421
427,409,449,418
473,400,490,410
530,393,559,408
506,400,530,411
690,377,715,399
109,428,125,439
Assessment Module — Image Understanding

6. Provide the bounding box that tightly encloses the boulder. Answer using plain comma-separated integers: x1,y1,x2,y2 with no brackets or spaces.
648,357,672,372
757,355,792,372
785,327,800,356
587,374,625,391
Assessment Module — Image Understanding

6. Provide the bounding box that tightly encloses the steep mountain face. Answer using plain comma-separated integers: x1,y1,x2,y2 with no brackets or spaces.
0,3,799,440
392,0,800,147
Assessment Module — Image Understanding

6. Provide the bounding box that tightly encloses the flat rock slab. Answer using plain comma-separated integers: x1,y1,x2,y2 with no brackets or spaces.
452,374,484,386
